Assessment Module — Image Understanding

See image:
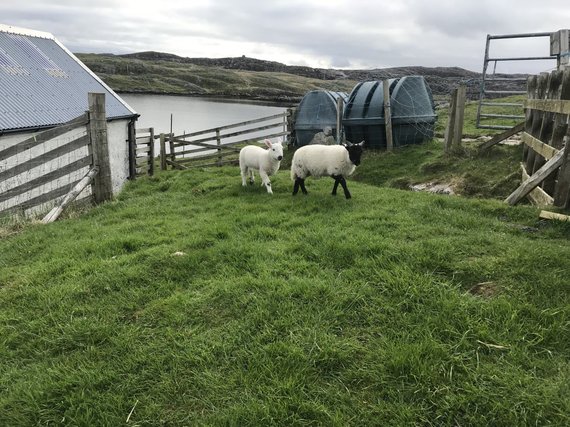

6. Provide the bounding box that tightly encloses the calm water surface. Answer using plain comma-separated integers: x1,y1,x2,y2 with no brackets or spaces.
121,94,289,137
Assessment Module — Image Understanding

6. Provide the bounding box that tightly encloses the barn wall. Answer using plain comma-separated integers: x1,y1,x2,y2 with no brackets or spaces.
0,119,131,214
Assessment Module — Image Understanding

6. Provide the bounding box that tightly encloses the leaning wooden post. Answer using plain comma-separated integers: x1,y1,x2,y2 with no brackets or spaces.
452,84,467,152
159,133,167,170
383,79,393,152
88,93,113,203
42,166,100,224
444,88,458,153
216,129,222,166
336,97,344,144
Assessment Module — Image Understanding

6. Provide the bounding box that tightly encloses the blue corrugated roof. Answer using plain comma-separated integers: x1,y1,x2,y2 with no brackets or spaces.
0,25,137,133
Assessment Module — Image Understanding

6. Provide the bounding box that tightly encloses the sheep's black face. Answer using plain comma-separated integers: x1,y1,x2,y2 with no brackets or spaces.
345,141,364,166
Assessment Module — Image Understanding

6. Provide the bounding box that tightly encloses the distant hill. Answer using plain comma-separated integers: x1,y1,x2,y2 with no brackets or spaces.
76,52,527,103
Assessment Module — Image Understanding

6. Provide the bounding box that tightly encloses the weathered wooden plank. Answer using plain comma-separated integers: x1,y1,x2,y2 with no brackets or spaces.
135,136,152,143
506,149,564,205
135,157,150,167
174,112,289,139
520,163,554,206
176,152,238,163
136,146,150,155
0,181,81,215
136,128,152,134
42,166,99,223
165,159,188,170
176,147,217,157
524,99,570,114
180,159,240,169
0,135,89,183
478,122,525,151
174,121,285,147
521,132,559,160
0,156,92,204
0,113,88,161
539,210,570,221
170,138,241,152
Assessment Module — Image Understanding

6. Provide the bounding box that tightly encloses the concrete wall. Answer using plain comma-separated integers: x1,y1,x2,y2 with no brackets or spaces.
0,118,131,215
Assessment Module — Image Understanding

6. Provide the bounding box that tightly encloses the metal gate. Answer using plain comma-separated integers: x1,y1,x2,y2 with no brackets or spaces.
476,32,558,130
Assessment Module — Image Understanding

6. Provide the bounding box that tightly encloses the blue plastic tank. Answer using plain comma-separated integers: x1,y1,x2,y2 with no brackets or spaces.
343,76,436,148
294,90,349,146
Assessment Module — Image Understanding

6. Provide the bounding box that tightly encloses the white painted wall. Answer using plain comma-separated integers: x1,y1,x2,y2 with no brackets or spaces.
0,119,131,215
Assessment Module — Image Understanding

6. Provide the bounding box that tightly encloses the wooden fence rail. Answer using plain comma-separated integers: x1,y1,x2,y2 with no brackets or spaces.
0,93,112,218
505,69,570,208
159,110,292,170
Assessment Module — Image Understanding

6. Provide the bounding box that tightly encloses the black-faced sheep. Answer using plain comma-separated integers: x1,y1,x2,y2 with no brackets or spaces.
290,141,364,199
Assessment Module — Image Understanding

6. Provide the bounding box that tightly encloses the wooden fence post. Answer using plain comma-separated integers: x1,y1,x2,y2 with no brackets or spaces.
383,79,393,152
128,120,136,180
287,107,296,146
336,97,344,145
160,133,167,170
452,84,467,151
149,128,155,176
444,88,458,153
88,93,113,203
216,129,222,165
444,85,466,153
169,134,175,165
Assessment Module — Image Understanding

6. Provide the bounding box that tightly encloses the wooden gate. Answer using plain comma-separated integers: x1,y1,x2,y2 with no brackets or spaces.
505,69,570,208
159,110,292,170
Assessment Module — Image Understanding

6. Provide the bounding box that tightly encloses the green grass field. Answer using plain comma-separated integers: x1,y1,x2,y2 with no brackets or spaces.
1,157,569,425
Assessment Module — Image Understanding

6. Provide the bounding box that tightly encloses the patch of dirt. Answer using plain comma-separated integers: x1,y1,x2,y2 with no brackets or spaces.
467,281,499,298
410,182,456,195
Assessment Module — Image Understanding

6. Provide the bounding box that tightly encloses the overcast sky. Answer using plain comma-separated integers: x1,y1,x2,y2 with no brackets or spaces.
1,0,569,73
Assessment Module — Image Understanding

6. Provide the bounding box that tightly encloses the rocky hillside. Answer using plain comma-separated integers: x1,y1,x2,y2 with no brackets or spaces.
77,51,527,103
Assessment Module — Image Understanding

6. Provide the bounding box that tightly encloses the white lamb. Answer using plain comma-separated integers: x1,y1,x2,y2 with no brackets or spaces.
239,139,284,194
290,141,364,199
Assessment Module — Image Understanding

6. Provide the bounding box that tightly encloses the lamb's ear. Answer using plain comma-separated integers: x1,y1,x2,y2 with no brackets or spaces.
264,139,272,148
358,140,365,147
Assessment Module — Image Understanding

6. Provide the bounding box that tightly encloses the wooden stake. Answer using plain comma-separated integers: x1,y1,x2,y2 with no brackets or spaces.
383,79,393,151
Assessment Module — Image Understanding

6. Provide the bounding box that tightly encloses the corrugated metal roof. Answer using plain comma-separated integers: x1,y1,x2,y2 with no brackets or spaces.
0,25,137,133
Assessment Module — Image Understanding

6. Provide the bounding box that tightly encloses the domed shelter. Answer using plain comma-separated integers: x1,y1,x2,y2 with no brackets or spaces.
294,90,349,146
343,76,436,149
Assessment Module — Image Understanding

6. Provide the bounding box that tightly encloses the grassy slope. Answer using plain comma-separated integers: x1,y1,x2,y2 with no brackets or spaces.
77,54,356,100
1,167,569,426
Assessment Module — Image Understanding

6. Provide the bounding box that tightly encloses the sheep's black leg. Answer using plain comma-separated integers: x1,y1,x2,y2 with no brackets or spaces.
293,178,300,195
331,175,341,196
339,177,351,199
299,178,308,195
293,178,307,195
